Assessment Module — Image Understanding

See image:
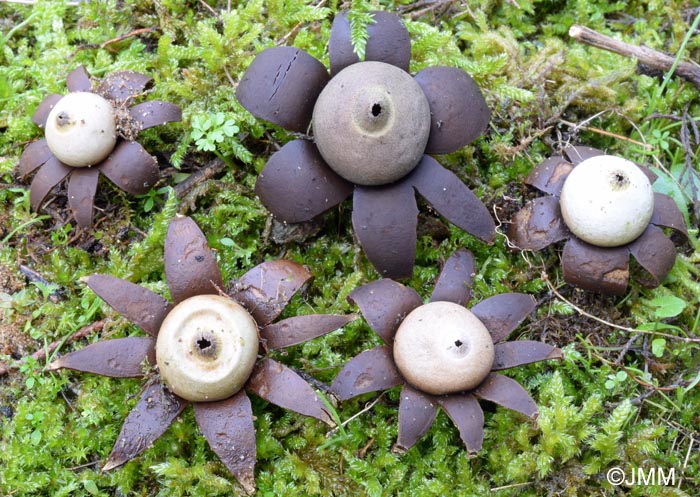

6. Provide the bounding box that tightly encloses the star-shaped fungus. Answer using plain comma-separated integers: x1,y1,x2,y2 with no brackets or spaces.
330,249,562,454
508,146,688,295
48,216,356,494
236,10,495,279
17,66,181,228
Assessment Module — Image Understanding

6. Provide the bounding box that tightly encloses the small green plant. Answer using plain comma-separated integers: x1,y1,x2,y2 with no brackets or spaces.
189,112,253,166
49,224,72,247
135,186,170,213
191,112,239,153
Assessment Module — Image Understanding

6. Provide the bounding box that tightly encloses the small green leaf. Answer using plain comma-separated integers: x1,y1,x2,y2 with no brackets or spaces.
30,429,42,445
649,295,686,319
651,338,666,358
83,480,99,495
220,237,235,247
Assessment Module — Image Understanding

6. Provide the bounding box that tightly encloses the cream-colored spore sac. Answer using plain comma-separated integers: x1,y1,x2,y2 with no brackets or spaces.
156,295,259,402
393,301,494,395
44,92,117,167
312,61,431,186
559,155,654,247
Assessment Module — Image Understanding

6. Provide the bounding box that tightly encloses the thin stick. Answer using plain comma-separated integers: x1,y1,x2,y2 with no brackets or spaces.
542,274,700,343
327,392,386,436
569,24,700,86
100,27,158,49
559,119,652,149
491,481,534,492
0,320,105,376
173,158,226,198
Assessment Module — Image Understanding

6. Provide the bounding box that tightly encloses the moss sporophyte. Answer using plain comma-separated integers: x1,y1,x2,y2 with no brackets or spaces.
236,10,495,279
48,215,356,494
17,66,181,229
508,146,688,295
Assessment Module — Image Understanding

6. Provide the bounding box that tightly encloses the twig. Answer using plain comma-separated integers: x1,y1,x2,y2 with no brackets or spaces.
569,24,700,86
542,274,700,343
614,333,640,365
0,320,105,376
197,0,220,19
408,0,457,20
71,28,159,55
173,158,227,198
491,481,534,492
277,0,327,46
19,264,62,303
559,118,652,149
100,27,158,49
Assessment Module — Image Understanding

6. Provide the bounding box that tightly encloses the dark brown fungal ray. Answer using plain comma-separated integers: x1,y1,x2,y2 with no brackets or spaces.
470,293,536,343
98,141,159,195
247,358,334,425
129,101,182,131
18,139,52,178
437,394,485,454
48,337,154,377
347,279,423,344
628,225,677,287
331,345,403,401
429,249,475,306
165,215,223,303
260,314,357,350
67,167,100,228
492,341,563,370
563,145,604,165
473,373,538,419
232,260,313,326
32,94,63,128
414,67,490,154
328,10,411,76
193,391,256,495
508,196,570,251
562,238,629,295
66,65,91,92
254,140,353,223
524,156,573,196
103,383,188,471
352,182,418,279
408,155,496,244
651,193,689,238
83,274,172,336
96,71,152,104
395,385,437,452
29,157,72,211
236,46,329,133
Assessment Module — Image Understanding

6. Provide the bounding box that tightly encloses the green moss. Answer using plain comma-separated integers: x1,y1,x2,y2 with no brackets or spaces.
1,0,699,495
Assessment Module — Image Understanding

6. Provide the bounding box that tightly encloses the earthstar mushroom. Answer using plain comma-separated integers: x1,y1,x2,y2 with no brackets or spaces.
236,10,495,279
508,146,688,295
49,216,356,494
331,249,562,453
17,66,182,228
